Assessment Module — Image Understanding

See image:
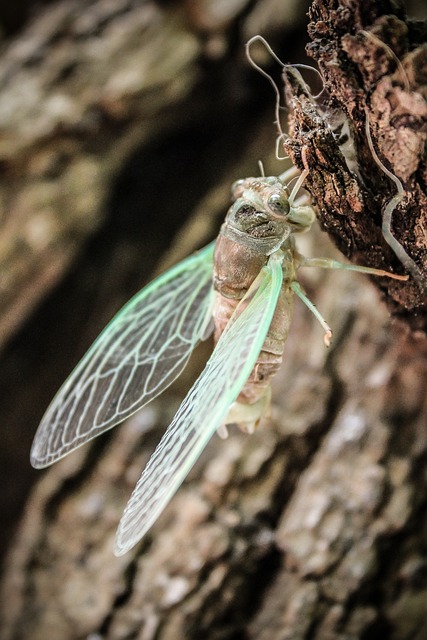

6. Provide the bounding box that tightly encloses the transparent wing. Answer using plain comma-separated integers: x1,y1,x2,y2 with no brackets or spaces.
115,253,283,555
31,243,215,468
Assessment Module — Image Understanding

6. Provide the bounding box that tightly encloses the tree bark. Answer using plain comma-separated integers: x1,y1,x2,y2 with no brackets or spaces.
1,1,426,640
283,0,427,327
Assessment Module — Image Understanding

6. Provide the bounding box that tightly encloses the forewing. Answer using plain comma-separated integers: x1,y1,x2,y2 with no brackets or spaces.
31,243,215,468
115,254,283,555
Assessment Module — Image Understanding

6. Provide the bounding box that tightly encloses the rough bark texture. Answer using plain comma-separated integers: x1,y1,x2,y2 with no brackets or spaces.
1,1,426,640
282,0,427,328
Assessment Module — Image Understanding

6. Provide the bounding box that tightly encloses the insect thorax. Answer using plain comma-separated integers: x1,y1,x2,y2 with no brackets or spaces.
213,174,309,299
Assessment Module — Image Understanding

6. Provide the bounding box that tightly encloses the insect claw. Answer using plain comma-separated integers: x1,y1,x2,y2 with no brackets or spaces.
301,145,310,173
384,271,409,282
324,330,333,348
239,420,257,435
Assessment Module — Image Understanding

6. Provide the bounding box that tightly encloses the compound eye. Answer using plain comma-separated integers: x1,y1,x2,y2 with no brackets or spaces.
268,193,290,215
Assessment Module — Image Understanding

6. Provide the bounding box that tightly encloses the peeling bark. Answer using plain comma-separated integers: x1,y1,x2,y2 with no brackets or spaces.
1,1,427,640
283,0,427,329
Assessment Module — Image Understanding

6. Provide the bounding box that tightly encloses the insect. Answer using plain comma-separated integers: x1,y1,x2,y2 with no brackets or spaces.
30,159,407,555
31,36,410,555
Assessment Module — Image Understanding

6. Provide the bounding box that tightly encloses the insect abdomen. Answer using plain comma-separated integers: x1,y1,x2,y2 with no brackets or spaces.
213,233,293,429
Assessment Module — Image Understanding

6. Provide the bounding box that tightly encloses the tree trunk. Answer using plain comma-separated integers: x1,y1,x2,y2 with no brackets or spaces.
1,1,426,639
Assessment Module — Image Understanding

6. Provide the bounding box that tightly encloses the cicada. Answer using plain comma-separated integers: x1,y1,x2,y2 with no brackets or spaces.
31,165,406,555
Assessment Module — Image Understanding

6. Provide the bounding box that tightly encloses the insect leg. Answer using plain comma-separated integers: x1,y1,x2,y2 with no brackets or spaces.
298,256,408,281
291,281,333,346
283,148,317,230
288,146,311,206
278,164,300,185
288,167,309,206
292,193,311,207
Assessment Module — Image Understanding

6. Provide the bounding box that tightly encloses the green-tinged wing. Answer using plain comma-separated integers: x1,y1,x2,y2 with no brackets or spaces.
31,243,215,468
115,253,283,555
